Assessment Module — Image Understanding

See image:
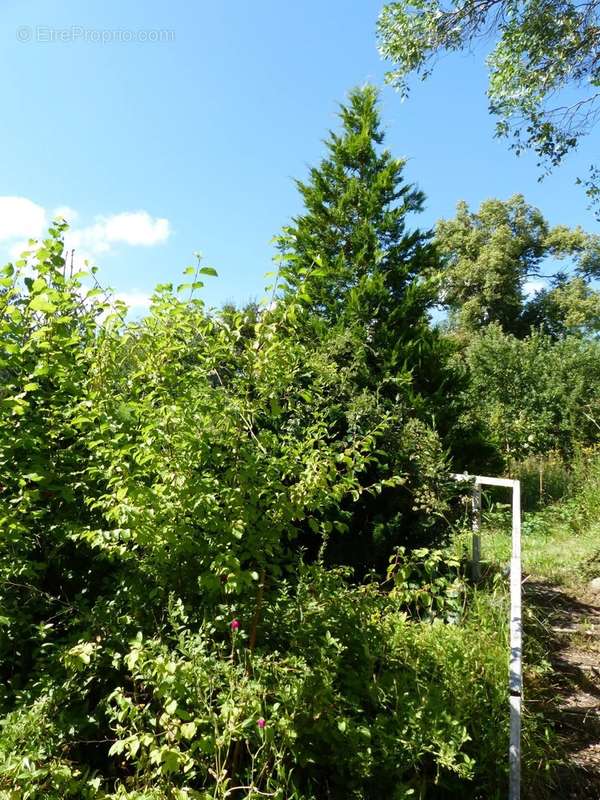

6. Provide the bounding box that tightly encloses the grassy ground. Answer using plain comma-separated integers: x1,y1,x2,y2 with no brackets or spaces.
480,504,599,587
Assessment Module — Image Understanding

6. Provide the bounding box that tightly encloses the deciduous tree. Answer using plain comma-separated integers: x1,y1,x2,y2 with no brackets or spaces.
378,0,600,211
434,194,600,335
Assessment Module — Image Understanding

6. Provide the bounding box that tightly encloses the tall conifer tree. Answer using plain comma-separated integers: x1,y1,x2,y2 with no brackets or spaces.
276,85,438,385
276,87,460,568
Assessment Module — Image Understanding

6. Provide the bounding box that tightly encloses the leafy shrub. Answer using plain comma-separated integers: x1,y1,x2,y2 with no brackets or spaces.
0,226,479,798
456,324,600,466
386,546,464,622
568,449,600,524
0,562,514,800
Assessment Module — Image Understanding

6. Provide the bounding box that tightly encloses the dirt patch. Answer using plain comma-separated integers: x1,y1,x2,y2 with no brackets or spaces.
526,580,600,798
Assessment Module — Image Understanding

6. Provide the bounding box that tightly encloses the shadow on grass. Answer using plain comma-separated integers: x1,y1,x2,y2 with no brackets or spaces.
523,580,600,800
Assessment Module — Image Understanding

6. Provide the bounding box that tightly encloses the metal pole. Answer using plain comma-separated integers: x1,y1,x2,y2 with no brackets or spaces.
472,482,482,582
452,472,523,798
509,480,522,800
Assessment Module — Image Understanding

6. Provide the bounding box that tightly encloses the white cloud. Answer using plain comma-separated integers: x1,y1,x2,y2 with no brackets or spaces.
523,280,547,297
0,196,46,242
8,239,37,261
0,200,171,309
62,211,171,264
102,211,170,246
115,290,152,310
0,197,170,259
64,225,111,257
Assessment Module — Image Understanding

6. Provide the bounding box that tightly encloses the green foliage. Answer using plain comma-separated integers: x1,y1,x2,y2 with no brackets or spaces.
0,220,546,799
433,195,600,336
275,86,454,417
0,223,394,694
377,0,600,212
387,546,464,622
1,560,514,800
523,275,600,338
276,85,436,349
431,194,600,471
1,90,582,798
567,449,600,526
455,324,600,463
509,454,573,510
273,86,461,565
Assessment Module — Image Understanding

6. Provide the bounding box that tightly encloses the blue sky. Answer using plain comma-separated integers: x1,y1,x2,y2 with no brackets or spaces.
0,0,597,311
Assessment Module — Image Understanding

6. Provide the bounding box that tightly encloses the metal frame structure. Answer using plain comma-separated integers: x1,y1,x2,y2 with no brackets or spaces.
452,474,522,800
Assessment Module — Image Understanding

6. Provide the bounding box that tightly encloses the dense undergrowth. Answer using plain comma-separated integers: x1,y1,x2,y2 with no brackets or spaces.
1,224,595,799
0,227,495,799
0,560,511,800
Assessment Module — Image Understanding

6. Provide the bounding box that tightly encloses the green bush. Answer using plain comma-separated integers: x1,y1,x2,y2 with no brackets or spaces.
0,226,501,799
456,324,600,467
1,562,516,800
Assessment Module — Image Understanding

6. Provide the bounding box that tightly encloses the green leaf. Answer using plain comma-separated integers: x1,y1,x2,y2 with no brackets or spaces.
161,748,180,773
29,294,57,313
180,721,197,739
165,699,178,715
24,472,46,482
108,740,125,756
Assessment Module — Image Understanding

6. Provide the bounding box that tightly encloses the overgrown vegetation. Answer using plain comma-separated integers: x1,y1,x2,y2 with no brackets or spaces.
1,87,598,798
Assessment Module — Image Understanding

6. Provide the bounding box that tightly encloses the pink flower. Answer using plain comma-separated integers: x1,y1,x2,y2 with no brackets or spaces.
257,717,266,729
230,619,240,631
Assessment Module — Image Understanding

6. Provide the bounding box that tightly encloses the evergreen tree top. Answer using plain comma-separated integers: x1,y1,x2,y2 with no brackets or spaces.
276,84,434,329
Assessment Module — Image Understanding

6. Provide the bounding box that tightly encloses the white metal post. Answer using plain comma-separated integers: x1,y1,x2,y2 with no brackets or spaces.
451,473,522,800
509,480,522,800
472,482,482,582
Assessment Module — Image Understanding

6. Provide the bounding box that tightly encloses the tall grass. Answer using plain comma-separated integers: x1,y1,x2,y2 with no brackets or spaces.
508,454,572,511
568,448,600,523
